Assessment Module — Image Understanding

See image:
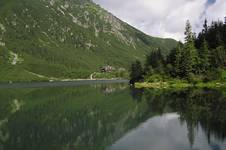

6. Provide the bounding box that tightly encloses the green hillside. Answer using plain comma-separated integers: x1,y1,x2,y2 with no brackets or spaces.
0,0,177,82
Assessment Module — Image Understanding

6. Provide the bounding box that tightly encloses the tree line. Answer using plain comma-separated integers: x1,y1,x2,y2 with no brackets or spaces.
130,19,226,84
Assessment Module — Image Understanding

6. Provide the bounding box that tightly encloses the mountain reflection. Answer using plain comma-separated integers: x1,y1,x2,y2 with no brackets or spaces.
0,83,225,150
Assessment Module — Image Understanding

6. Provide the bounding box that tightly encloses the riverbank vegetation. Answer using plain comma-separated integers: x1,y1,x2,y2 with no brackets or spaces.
130,19,226,88
91,70,128,79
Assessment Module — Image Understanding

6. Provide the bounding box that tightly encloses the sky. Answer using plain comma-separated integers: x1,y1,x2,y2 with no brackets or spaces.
93,0,226,41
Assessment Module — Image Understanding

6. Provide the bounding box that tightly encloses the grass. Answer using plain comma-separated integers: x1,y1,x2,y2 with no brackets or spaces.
0,64,49,83
135,81,191,89
92,71,129,79
0,0,177,82
135,76,226,89
135,71,226,89
135,81,226,89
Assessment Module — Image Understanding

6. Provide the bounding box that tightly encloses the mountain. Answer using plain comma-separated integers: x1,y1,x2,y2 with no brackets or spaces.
0,0,177,82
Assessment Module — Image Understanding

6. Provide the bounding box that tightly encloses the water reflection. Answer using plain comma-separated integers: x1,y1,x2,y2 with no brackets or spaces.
111,88,226,150
110,113,226,150
0,83,225,150
130,87,144,103
0,84,150,150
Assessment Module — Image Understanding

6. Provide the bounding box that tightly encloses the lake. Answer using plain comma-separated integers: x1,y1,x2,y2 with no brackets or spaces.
0,81,225,150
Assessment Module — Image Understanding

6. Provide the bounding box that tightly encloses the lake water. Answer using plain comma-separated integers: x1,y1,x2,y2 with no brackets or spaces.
0,81,225,150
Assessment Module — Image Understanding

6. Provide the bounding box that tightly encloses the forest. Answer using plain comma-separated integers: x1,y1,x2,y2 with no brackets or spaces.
130,19,226,86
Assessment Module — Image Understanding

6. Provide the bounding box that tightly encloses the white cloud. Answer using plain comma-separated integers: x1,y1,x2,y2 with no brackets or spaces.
205,0,226,22
93,0,226,41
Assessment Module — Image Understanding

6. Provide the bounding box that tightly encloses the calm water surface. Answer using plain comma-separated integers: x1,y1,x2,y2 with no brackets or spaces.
0,81,225,150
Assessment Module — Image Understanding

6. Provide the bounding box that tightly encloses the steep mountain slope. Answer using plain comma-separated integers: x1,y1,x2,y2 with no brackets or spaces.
0,0,177,81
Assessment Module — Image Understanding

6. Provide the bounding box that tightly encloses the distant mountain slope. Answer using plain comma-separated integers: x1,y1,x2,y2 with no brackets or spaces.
0,0,177,81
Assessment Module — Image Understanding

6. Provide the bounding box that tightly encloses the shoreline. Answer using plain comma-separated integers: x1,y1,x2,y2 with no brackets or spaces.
0,77,127,84
0,79,129,89
135,81,226,89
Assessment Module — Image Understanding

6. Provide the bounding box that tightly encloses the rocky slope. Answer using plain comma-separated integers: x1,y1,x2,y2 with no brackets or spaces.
0,0,177,81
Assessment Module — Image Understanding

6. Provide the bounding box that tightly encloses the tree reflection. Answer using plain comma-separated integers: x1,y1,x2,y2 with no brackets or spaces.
130,87,144,102
0,86,225,150
143,88,226,146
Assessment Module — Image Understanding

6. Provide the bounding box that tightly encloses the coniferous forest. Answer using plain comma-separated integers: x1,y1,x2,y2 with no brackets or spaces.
130,19,226,86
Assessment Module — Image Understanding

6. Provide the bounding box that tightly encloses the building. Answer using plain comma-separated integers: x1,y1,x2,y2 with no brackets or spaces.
101,65,115,72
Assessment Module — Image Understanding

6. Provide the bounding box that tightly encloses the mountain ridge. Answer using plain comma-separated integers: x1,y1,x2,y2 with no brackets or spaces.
0,0,177,82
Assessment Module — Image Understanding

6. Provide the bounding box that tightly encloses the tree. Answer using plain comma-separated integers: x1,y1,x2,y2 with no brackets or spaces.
195,20,226,69
145,48,165,75
195,19,208,49
174,42,183,77
184,20,194,43
210,32,226,68
129,60,143,84
203,19,208,35
212,46,226,68
181,20,200,77
199,39,210,72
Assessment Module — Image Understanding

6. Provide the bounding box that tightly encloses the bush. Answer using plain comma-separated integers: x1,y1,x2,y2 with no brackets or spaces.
188,73,203,84
220,70,226,81
203,69,222,82
115,70,129,79
145,74,163,83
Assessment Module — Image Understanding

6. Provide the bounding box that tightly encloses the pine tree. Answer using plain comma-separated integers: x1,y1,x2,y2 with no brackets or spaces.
203,19,208,35
199,39,210,72
184,20,194,43
213,46,226,68
174,42,183,77
212,32,226,67
195,20,226,69
144,48,165,74
182,20,200,77
130,60,143,84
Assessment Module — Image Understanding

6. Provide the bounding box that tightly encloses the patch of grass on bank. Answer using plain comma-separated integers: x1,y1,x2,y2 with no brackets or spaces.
93,71,129,79
135,73,226,89
135,81,226,89
135,81,191,89
0,64,49,83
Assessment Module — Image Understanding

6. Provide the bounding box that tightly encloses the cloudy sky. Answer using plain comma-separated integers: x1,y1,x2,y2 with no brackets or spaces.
93,0,226,41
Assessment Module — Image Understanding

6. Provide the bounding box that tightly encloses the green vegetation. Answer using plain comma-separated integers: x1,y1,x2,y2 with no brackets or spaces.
92,70,129,79
0,0,177,82
135,80,225,89
129,60,144,84
130,19,226,88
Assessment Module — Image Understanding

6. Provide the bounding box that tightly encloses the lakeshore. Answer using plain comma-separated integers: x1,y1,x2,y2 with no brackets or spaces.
135,81,226,89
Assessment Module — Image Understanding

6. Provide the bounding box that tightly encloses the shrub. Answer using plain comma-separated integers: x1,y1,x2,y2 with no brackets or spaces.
203,69,222,82
188,73,203,84
146,74,163,83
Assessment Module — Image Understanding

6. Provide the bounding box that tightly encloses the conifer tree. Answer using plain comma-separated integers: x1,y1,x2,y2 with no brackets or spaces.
144,49,165,74
174,42,183,77
182,20,200,76
199,39,210,72
203,19,208,35
212,32,226,67
130,60,143,84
